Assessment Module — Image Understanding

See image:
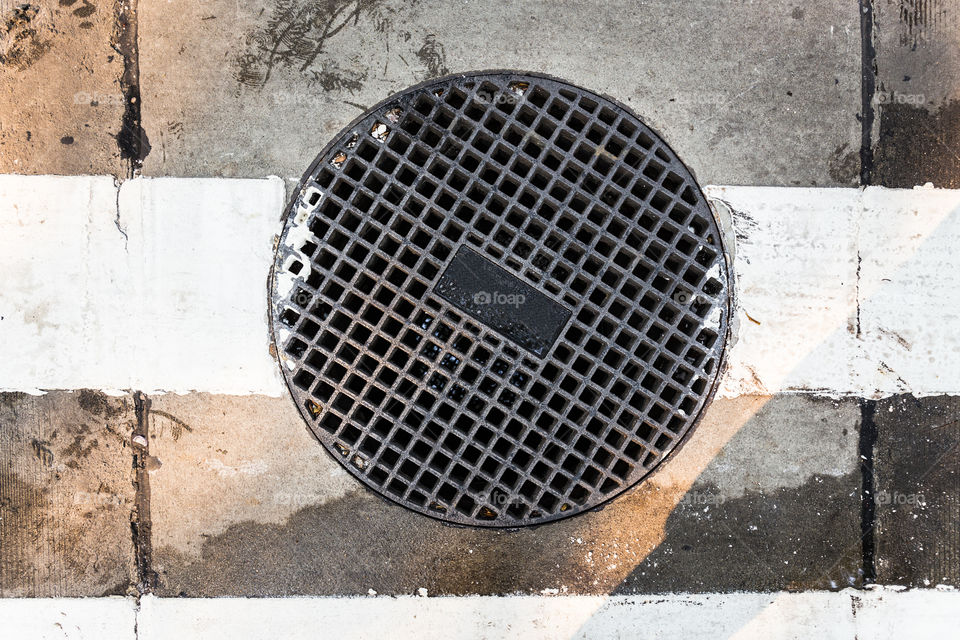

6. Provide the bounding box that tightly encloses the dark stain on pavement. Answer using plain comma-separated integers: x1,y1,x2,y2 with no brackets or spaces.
415,33,447,79
0,4,52,70
235,0,388,88
897,0,947,47
77,389,130,420
873,100,960,188
29,439,55,467
153,472,862,596
828,143,860,186
873,394,960,587
0,392,28,410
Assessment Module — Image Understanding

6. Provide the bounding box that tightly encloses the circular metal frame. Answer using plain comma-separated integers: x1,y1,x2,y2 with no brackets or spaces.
270,71,732,527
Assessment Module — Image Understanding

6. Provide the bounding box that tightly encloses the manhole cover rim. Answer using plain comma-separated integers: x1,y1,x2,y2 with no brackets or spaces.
269,69,734,528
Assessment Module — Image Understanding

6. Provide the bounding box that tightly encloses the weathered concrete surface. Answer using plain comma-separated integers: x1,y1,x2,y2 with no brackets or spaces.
0,0,126,176
0,391,137,597
616,394,863,593
138,0,861,186
873,0,960,187
147,393,359,558
874,394,960,587
150,393,861,595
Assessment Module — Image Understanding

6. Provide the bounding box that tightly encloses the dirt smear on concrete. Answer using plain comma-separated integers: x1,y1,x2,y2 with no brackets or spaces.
234,0,389,89
232,0,447,92
152,471,863,596
0,3,52,70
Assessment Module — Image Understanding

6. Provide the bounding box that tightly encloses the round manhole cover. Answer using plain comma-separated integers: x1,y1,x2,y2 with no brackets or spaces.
270,71,731,527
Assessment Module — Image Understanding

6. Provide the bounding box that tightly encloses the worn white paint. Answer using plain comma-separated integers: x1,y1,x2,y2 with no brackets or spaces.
0,590,955,640
853,588,960,638
1,176,959,397
138,592,854,640
707,186,860,397
857,187,960,396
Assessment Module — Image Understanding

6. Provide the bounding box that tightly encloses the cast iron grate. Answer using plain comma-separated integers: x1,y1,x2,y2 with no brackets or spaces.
270,71,731,527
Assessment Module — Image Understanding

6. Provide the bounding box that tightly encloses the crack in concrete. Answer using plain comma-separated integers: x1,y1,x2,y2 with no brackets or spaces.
114,179,129,250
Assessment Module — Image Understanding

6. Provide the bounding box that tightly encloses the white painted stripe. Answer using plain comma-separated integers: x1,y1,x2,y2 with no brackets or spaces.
851,588,960,638
710,184,960,398
0,175,285,395
1,175,958,396
0,176,123,394
708,186,860,397
138,592,854,640
0,596,135,640
857,187,960,395
0,590,955,640
117,177,285,395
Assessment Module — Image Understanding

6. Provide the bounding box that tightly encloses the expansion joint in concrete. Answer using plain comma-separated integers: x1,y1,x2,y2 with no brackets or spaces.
858,398,878,585
112,0,150,178
858,0,877,185
132,391,157,595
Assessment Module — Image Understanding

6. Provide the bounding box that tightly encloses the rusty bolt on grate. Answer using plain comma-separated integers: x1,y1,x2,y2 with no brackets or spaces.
270,71,732,527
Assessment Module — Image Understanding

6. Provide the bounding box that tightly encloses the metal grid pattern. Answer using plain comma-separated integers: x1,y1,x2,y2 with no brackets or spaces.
270,72,731,527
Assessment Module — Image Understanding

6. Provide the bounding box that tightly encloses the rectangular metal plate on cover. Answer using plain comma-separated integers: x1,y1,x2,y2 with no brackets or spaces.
434,246,571,357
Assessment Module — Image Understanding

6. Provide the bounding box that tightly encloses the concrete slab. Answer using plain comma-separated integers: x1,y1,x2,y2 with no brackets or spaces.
147,392,359,559
138,0,861,186
873,394,960,588
872,0,960,187
148,393,861,595
0,391,137,597
0,0,126,176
